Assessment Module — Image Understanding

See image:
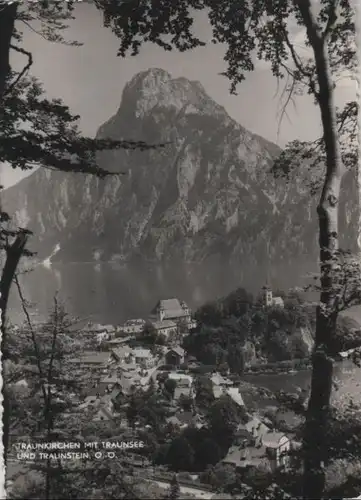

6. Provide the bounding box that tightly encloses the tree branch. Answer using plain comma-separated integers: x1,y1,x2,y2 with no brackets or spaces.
0,230,29,352
4,44,33,96
322,0,339,41
280,25,318,97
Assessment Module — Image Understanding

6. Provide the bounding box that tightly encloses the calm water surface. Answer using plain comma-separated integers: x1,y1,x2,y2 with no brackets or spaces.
243,359,361,406
8,261,361,402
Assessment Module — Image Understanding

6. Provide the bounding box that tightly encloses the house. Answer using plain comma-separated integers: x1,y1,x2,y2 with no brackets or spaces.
99,376,122,388
262,432,291,471
69,352,114,372
92,406,115,422
228,419,291,472
118,375,136,395
111,346,133,363
84,323,116,342
132,348,155,369
151,320,178,340
174,386,194,400
261,286,284,309
165,347,185,367
244,416,271,445
166,412,202,429
213,385,224,399
96,332,110,343
150,298,192,326
84,379,123,405
221,445,269,471
104,336,133,349
117,362,139,374
91,394,119,423
210,373,233,387
168,372,193,387
117,319,146,336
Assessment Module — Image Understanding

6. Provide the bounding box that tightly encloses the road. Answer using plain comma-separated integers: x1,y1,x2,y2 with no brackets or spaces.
142,477,215,499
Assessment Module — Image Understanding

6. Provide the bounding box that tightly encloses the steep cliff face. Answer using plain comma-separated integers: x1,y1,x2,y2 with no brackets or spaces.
2,68,358,282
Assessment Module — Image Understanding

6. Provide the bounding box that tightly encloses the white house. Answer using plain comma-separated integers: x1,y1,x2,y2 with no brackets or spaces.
262,432,291,471
118,319,146,335
151,319,178,339
132,348,155,369
168,372,193,387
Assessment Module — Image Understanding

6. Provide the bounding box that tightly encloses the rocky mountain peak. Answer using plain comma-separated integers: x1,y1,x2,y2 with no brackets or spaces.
117,67,228,121
1,68,358,294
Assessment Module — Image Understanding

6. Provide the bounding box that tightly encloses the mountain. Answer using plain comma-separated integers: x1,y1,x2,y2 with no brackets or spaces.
1,68,358,290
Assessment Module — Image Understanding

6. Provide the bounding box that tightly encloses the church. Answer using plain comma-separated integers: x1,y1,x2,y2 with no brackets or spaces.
150,298,192,325
261,285,284,309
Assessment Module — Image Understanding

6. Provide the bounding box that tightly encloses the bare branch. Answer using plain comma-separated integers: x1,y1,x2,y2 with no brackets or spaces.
13,274,47,401
276,63,298,139
47,295,59,385
5,44,33,96
280,25,318,97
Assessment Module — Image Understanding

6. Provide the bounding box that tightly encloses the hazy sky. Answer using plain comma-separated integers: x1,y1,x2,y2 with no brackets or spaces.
1,2,357,188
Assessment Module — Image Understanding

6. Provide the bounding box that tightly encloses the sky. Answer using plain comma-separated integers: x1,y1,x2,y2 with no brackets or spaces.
1,2,357,188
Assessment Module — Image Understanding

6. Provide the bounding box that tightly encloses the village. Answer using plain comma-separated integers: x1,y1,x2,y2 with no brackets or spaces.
47,295,301,497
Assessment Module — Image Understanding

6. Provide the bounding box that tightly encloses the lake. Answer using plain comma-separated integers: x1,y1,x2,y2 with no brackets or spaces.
243,359,361,407
8,260,361,404
8,258,315,325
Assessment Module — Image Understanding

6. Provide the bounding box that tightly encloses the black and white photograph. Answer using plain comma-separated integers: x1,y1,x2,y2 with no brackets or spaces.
0,0,359,498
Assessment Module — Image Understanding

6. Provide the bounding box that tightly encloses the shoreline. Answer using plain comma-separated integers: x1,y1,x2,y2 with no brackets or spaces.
243,358,312,376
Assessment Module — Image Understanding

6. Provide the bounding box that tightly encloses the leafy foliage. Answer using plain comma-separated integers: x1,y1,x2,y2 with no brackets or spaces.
186,287,314,370
94,0,356,191
1,72,165,178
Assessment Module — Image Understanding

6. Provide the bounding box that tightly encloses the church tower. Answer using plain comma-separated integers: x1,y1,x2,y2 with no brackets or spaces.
159,303,165,321
261,285,273,307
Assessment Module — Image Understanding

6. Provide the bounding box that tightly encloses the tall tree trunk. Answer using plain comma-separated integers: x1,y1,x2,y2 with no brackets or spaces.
1,233,28,460
296,2,346,498
0,2,17,102
0,1,19,462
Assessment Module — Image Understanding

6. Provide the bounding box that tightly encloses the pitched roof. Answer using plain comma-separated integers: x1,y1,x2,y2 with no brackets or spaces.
211,373,233,386
273,297,284,306
244,417,270,439
107,337,132,345
111,346,132,359
152,320,177,330
119,362,138,372
151,299,189,319
174,387,192,399
262,432,289,448
226,388,245,407
166,412,194,426
168,373,192,385
133,348,152,358
169,346,185,356
86,383,108,398
124,319,145,326
93,406,114,421
78,352,111,364
222,445,267,468
100,376,121,385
